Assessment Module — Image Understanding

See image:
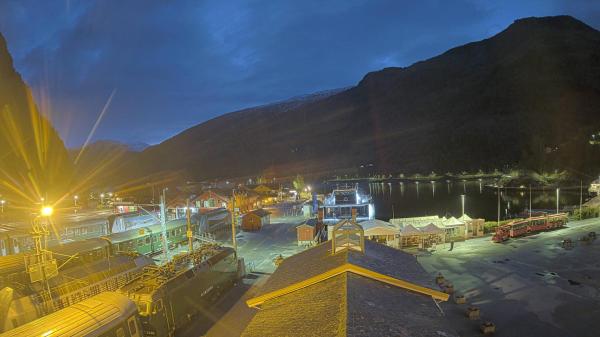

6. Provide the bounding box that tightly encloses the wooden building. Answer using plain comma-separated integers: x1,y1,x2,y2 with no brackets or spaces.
241,209,271,231
296,218,324,246
242,219,457,337
195,190,230,209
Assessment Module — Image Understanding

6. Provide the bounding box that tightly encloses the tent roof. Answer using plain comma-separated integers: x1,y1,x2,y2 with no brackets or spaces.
420,223,444,234
458,214,472,221
443,216,464,227
399,224,422,236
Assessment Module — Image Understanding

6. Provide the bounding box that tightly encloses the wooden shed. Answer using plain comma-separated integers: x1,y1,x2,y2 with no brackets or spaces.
296,219,318,246
242,209,271,231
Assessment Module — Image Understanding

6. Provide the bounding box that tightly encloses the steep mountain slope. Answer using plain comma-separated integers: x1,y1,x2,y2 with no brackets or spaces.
127,16,600,181
0,34,74,206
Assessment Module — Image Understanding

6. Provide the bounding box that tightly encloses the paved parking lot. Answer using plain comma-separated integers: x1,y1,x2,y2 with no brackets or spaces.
418,218,600,337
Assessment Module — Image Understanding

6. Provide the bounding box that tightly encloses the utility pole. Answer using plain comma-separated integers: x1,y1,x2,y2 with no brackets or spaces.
230,189,238,253
529,185,532,218
160,189,168,263
461,194,465,217
497,184,501,225
580,180,583,220
186,199,193,253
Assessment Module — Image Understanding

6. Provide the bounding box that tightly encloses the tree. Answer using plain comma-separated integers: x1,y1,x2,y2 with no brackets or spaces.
293,174,305,191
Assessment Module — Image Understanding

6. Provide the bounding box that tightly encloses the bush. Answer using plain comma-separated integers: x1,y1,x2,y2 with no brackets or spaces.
572,206,600,220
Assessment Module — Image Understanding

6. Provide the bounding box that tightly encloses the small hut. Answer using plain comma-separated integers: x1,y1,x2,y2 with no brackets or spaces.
241,209,271,231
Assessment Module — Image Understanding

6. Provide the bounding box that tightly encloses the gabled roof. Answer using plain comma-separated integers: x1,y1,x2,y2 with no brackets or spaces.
443,216,465,227
195,189,231,201
420,223,445,234
399,224,422,236
242,240,455,337
247,240,445,306
360,219,399,236
458,213,473,222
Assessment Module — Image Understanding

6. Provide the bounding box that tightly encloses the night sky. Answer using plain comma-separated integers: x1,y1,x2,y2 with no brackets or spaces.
1,0,599,148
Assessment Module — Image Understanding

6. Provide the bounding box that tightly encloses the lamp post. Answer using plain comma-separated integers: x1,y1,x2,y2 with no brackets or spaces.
556,188,560,214
497,184,501,225
100,193,105,207
460,194,465,217
1,200,4,213
74,195,78,207
529,185,532,218
230,189,238,253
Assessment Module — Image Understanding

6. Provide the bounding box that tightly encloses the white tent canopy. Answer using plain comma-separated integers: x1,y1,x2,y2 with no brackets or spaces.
360,219,399,236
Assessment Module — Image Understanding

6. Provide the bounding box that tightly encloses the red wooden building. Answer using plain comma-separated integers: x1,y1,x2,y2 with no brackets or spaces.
241,209,271,231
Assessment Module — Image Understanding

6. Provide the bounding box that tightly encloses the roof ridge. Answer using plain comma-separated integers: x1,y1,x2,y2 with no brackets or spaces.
246,262,448,308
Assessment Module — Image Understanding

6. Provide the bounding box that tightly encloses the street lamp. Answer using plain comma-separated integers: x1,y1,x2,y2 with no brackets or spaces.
41,206,54,217
460,194,465,216
556,188,560,214
74,195,79,206
100,193,105,207
1,200,5,213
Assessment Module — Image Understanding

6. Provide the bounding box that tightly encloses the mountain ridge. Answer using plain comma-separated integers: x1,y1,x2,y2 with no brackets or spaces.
91,15,600,185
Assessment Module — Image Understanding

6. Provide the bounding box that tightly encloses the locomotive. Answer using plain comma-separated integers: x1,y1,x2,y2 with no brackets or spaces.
0,245,241,337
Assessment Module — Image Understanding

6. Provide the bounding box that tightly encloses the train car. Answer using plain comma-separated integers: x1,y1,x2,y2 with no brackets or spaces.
104,219,193,256
0,254,154,332
0,238,111,289
0,224,33,256
492,213,568,243
119,245,239,337
0,292,141,337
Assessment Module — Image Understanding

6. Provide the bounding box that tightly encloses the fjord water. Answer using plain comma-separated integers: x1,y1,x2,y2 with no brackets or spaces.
325,181,590,221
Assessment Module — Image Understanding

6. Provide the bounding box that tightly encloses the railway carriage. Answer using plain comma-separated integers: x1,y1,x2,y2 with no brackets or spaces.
0,292,141,337
493,213,568,242
104,219,194,256
0,238,111,288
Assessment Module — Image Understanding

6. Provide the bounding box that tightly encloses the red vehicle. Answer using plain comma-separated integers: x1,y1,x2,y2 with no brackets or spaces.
492,213,568,243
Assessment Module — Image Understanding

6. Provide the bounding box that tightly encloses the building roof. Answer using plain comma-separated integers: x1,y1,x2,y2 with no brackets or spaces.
458,213,473,222
242,239,455,337
443,216,465,227
1,292,137,337
245,209,271,218
399,224,422,236
195,189,231,201
359,219,398,236
420,223,445,234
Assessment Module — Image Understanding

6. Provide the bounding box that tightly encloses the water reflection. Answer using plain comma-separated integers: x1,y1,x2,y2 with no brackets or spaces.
347,180,588,221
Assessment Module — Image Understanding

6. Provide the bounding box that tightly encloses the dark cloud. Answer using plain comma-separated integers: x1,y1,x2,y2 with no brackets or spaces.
0,0,599,147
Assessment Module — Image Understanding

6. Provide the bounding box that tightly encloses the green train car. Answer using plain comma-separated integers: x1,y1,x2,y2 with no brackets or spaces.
119,245,239,337
104,219,196,255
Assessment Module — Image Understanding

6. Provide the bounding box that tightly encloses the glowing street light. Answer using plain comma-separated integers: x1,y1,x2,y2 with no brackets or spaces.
556,188,560,214
41,206,54,217
1,200,5,213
